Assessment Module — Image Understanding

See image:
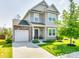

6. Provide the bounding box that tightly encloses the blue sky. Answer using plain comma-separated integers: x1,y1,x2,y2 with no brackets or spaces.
0,0,79,28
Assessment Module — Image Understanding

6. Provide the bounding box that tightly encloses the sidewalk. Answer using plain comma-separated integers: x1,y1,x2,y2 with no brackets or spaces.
58,52,79,58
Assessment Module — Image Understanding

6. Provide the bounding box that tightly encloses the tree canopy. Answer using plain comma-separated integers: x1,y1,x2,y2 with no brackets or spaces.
57,0,79,42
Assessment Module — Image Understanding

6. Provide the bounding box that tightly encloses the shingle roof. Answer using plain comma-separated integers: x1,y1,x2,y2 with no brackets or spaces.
19,20,29,25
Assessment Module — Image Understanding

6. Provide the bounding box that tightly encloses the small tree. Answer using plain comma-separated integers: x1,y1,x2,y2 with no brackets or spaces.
2,28,12,39
57,0,79,45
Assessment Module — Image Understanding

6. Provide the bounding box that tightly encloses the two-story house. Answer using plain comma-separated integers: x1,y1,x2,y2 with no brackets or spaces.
13,0,59,42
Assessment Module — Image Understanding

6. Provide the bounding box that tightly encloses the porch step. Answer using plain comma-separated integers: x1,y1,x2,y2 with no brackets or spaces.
36,40,46,45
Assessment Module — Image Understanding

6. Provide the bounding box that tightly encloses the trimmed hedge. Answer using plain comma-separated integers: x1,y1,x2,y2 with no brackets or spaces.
32,39,40,43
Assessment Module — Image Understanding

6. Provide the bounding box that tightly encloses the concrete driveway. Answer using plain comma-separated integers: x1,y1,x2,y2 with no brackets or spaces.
12,41,55,58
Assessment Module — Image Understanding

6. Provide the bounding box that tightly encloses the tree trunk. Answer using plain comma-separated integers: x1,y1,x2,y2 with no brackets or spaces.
70,37,72,44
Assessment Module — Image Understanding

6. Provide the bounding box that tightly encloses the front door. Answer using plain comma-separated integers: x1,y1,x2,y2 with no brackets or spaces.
34,29,39,38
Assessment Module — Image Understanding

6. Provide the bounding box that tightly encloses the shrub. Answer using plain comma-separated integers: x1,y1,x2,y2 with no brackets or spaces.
5,37,12,44
56,36,63,42
32,39,40,43
43,39,56,43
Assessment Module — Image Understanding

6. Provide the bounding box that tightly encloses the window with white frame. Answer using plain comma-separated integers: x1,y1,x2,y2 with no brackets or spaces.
34,13,39,22
48,13,56,22
48,28,56,36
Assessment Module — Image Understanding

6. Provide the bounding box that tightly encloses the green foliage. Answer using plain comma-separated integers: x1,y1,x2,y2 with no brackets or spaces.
56,0,79,44
0,28,12,44
56,36,63,40
0,43,12,58
0,31,4,35
43,39,56,43
0,28,12,41
32,39,40,43
5,38,12,44
3,28,12,39
0,39,12,58
39,40,79,56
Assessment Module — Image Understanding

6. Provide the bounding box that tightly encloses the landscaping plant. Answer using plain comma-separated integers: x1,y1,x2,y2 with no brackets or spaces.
32,39,40,43
57,0,79,46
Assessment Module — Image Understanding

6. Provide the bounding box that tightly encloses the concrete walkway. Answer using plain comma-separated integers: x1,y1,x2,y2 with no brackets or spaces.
12,42,55,58
58,52,79,58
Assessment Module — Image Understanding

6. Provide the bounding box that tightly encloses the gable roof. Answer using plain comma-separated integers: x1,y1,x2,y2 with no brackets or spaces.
31,0,48,10
19,20,29,25
22,0,48,20
50,4,60,14
22,0,60,20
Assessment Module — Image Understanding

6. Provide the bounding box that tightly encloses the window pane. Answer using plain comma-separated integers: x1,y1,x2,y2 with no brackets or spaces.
53,18,55,21
49,17,52,21
49,17,55,22
35,17,38,22
49,29,51,35
48,28,56,36
49,29,51,36
52,29,55,35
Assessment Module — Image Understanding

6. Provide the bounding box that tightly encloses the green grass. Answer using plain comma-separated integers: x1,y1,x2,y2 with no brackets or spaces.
0,40,12,58
39,39,79,56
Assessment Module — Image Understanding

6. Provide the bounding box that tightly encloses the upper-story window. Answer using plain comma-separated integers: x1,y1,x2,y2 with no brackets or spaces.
35,17,38,22
48,13,56,22
34,13,39,22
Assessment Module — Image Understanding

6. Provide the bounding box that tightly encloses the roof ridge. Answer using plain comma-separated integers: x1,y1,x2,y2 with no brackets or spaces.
22,0,49,20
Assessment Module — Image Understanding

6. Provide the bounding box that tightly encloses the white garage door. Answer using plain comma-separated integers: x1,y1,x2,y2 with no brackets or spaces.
15,30,29,41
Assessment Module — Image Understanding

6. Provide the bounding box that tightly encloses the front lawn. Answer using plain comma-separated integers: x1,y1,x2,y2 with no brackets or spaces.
39,39,79,56
0,40,12,58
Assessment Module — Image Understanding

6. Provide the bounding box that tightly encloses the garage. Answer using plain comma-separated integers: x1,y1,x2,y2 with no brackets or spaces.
15,30,29,42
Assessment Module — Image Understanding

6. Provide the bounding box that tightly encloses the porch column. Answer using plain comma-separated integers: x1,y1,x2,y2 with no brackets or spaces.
44,27,46,40
13,26,15,42
32,26,34,40
29,26,32,41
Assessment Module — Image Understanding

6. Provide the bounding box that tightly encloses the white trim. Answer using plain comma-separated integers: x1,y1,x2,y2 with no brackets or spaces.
29,12,31,22
44,27,46,40
48,28,56,37
32,24,45,27
32,27,34,40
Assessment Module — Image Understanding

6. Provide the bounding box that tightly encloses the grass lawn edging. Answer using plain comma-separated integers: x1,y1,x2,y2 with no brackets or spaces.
39,39,79,56
0,40,12,58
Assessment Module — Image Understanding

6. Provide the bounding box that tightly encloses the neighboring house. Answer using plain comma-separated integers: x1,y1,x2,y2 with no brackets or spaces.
13,0,59,42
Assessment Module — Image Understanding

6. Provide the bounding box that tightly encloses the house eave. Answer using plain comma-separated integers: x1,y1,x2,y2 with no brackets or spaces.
31,24,45,27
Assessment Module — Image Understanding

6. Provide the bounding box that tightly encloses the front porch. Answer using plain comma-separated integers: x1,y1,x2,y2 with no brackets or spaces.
31,24,46,40
32,27,45,40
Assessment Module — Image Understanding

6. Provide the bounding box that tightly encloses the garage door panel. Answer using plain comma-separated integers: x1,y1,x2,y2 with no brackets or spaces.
15,30,29,41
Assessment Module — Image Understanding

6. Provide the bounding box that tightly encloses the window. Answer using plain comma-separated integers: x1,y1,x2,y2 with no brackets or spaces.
49,17,52,21
49,29,52,36
52,29,55,35
49,17,55,22
35,17,38,22
34,13,39,22
48,13,56,22
53,18,55,21
48,28,56,36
